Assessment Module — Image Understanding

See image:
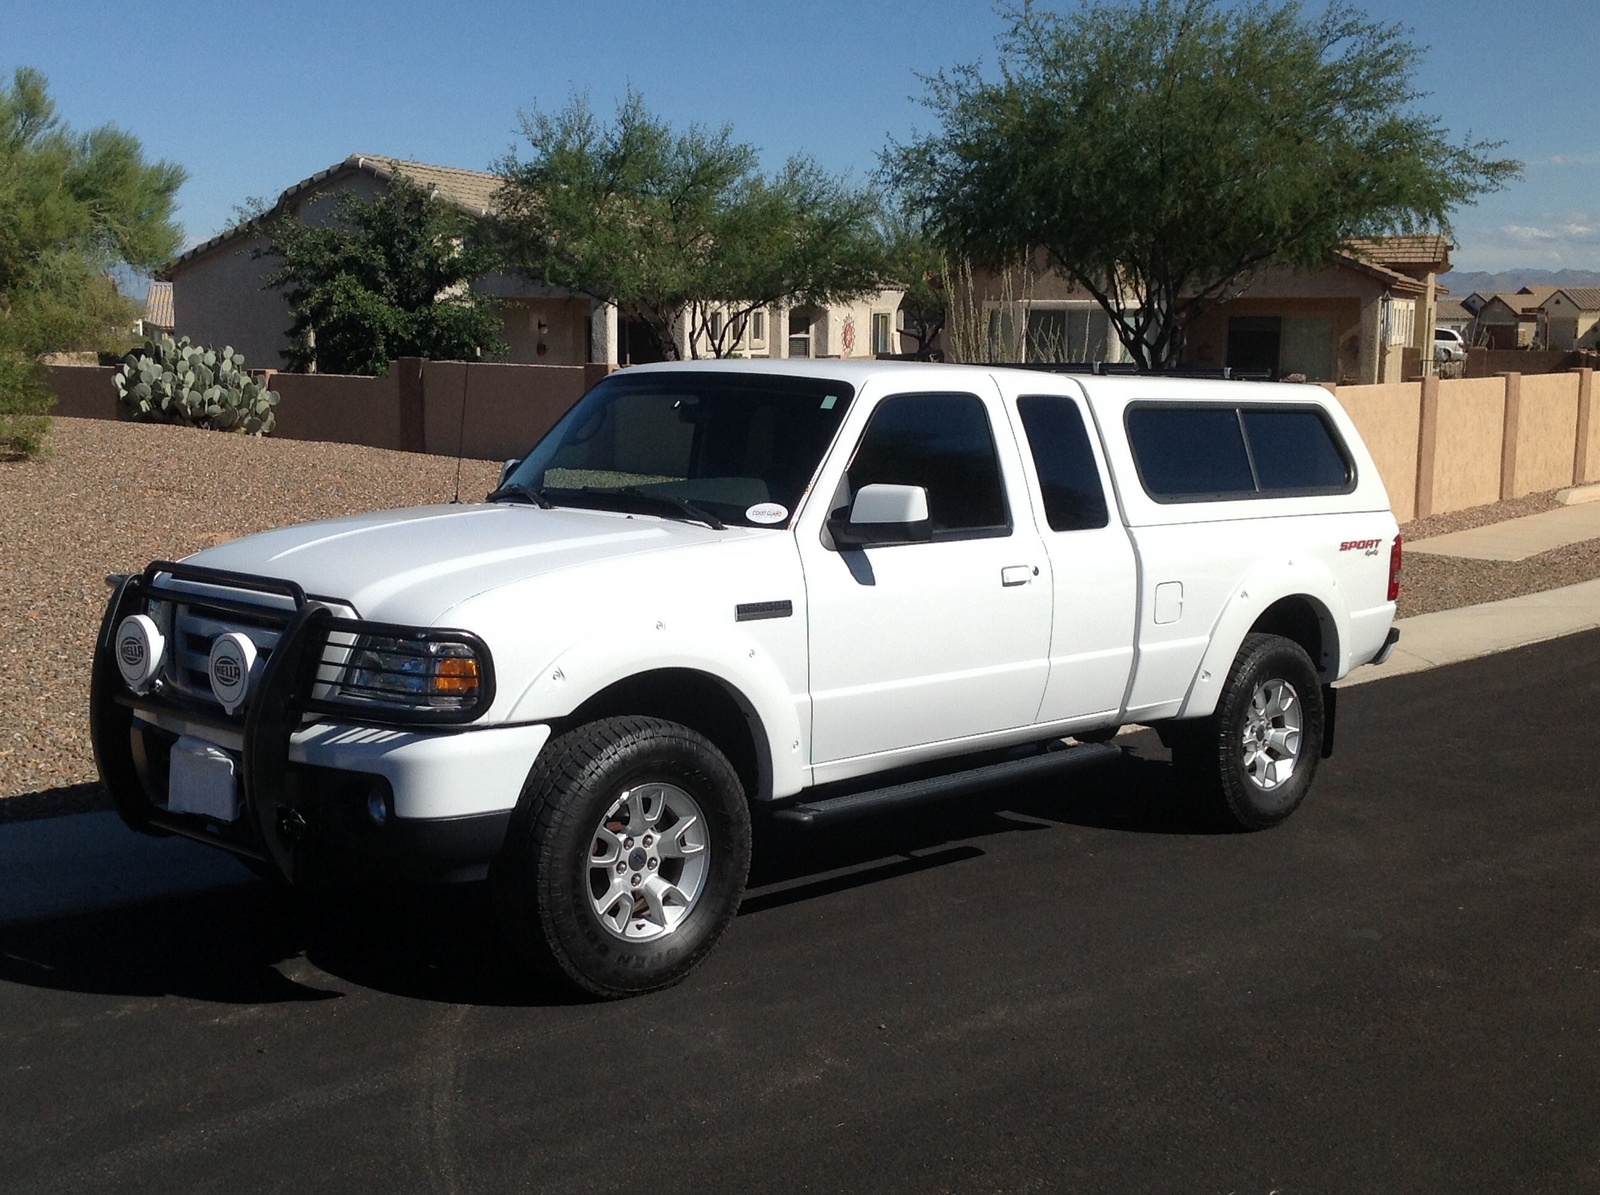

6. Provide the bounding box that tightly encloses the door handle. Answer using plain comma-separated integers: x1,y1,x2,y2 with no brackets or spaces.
1001,565,1036,587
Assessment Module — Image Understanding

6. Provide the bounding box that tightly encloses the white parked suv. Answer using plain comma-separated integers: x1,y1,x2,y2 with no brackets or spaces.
1434,326,1468,363
93,361,1401,996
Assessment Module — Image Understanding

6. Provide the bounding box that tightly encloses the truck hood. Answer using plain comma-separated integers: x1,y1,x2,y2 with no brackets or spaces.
184,503,720,623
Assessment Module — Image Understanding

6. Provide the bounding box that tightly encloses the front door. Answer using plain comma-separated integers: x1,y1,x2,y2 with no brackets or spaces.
799,390,1053,765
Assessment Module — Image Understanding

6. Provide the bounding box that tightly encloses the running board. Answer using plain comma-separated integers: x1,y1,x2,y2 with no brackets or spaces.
770,742,1123,827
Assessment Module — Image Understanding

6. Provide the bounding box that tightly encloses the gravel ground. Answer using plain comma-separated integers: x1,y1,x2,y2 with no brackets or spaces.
0,418,496,810
2,417,1596,816
1396,491,1600,618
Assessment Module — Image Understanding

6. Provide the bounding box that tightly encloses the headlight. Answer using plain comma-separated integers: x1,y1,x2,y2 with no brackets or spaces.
340,635,487,713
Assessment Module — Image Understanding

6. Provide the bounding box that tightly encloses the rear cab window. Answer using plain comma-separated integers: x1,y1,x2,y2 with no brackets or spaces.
1125,404,1353,503
1015,395,1111,531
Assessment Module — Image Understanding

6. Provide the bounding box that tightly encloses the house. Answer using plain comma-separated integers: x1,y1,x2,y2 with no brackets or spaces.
959,235,1448,383
164,154,903,371
1468,286,1558,349
1435,296,1472,337
139,280,175,338
1540,288,1600,351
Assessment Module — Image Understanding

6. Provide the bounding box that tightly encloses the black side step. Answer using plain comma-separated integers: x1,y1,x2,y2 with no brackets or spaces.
770,741,1123,827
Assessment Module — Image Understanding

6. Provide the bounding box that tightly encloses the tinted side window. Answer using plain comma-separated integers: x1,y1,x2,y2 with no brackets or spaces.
1016,395,1110,531
1126,407,1255,499
1242,410,1351,491
847,393,1009,538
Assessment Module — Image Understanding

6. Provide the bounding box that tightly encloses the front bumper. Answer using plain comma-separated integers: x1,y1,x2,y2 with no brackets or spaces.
91,566,545,885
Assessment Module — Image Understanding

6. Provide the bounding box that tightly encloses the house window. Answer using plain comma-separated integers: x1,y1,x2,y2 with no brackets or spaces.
872,312,892,355
710,311,725,343
750,310,766,344
788,311,812,358
1026,305,1110,362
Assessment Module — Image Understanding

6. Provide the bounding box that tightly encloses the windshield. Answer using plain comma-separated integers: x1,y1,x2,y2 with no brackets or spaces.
501,372,856,528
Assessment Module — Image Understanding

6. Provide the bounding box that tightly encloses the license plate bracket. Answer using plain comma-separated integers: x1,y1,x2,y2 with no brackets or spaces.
167,735,242,821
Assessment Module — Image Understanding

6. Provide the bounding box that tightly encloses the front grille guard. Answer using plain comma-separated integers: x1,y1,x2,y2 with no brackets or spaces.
91,562,495,881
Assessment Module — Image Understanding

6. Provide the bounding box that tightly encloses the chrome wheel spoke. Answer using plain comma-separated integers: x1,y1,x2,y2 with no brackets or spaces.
656,815,703,859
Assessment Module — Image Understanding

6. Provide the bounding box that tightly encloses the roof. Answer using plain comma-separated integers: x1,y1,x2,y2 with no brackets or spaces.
1545,287,1600,311
1479,287,1559,316
143,280,174,328
167,154,503,274
1343,235,1452,270
1436,297,1470,321
1331,250,1426,294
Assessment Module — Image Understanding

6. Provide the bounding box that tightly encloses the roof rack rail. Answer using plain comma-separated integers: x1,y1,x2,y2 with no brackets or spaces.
993,361,1274,381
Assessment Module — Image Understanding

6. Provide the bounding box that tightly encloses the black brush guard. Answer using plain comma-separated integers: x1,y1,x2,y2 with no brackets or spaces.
90,562,493,885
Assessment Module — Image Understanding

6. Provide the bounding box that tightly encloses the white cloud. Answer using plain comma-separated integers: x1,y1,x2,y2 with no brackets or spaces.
1452,211,1600,271
1547,153,1600,167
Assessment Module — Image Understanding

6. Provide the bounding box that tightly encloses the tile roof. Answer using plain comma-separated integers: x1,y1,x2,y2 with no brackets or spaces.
143,280,174,328
1342,235,1452,268
1547,287,1600,311
1436,297,1470,320
1332,250,1426,294
166,154,504,274
1481,287,1559,315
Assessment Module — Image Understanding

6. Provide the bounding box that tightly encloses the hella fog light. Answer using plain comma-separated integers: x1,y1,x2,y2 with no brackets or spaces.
115,614,165,693
209,632,259,715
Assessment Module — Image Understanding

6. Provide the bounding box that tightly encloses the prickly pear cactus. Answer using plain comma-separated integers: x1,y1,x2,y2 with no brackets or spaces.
113,334,280,435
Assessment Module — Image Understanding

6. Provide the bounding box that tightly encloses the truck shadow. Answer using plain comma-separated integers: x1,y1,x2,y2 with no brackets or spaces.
0,735,1215,1008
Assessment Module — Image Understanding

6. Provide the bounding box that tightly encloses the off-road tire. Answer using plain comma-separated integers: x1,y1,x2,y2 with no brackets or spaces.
1170,633,1324,831
492,716,751,999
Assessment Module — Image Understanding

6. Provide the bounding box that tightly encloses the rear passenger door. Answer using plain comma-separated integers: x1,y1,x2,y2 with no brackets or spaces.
799,389,1053,766
1010,389,1139,724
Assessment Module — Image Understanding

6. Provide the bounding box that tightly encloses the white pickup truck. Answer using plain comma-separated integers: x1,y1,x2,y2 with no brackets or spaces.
92,361,1401,997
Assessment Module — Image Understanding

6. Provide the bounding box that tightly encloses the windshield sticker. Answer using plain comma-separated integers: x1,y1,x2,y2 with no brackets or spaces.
821,395,838,410
745,502,789,525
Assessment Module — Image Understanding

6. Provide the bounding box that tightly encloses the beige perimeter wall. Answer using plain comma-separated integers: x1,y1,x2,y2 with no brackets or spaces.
1329,383,1421,521
1430,378,1506,514
1513,373,1580,497
271,372,403,451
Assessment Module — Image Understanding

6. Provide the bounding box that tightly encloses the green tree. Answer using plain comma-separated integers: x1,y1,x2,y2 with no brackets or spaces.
495,92,887,359
886,0,1520,369
880,212,948,359
262,175,505,375
0,67,184,455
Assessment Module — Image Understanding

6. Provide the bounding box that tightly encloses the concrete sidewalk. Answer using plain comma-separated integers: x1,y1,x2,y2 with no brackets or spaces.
1341,576,1600,687
1407,498,1600,561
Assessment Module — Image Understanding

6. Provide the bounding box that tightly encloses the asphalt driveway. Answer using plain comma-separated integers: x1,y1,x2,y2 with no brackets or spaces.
2,631,1598,1193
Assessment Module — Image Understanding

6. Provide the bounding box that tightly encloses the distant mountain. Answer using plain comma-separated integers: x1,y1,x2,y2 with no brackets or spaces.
1440,268,1600,296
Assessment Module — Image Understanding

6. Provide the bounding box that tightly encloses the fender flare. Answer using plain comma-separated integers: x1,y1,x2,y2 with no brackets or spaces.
1176,562,1349,720
505,629,807,799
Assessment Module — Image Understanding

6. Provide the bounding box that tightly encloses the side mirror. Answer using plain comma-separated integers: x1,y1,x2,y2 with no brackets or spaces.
827,483,932,549
498,458,521,488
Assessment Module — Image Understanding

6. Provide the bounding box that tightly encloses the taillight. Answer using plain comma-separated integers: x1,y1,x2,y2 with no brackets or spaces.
1388,535,1403,602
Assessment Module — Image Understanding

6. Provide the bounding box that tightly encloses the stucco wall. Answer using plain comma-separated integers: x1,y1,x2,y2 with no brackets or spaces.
422,360,588,461
45,365,120,420
170,230,293,368
270,371,403,451
1330,382,1420,521
1430,378,1506,513
495,297,592,365
1513,373,1580,496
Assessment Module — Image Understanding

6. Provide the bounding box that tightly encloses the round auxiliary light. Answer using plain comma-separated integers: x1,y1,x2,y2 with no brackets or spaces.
115,614,165,693
208,632,258,715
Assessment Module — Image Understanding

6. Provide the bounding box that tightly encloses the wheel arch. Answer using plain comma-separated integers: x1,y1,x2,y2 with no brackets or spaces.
1178,572,1348,720
551,668,774,803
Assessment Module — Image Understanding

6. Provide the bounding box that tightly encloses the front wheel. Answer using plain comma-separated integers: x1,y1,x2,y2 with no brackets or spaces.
492,716,751,999
1170,633,1324,831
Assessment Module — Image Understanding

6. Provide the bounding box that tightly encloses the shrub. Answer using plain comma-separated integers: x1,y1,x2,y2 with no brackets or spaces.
114,335,279,434
0,337,53,460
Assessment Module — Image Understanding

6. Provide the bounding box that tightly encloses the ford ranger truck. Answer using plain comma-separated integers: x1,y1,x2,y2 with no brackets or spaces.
92,361,1401,997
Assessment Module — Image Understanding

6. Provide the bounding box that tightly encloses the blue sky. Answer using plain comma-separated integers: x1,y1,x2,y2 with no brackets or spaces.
4,0,1596,273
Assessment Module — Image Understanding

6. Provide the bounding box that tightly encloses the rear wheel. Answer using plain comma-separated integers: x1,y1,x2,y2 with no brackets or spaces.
1170,633,1324,831
492,716,751,998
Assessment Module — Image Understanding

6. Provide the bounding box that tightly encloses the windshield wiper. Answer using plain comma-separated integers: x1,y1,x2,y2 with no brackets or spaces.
486,483,553,508
578,487,726,530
